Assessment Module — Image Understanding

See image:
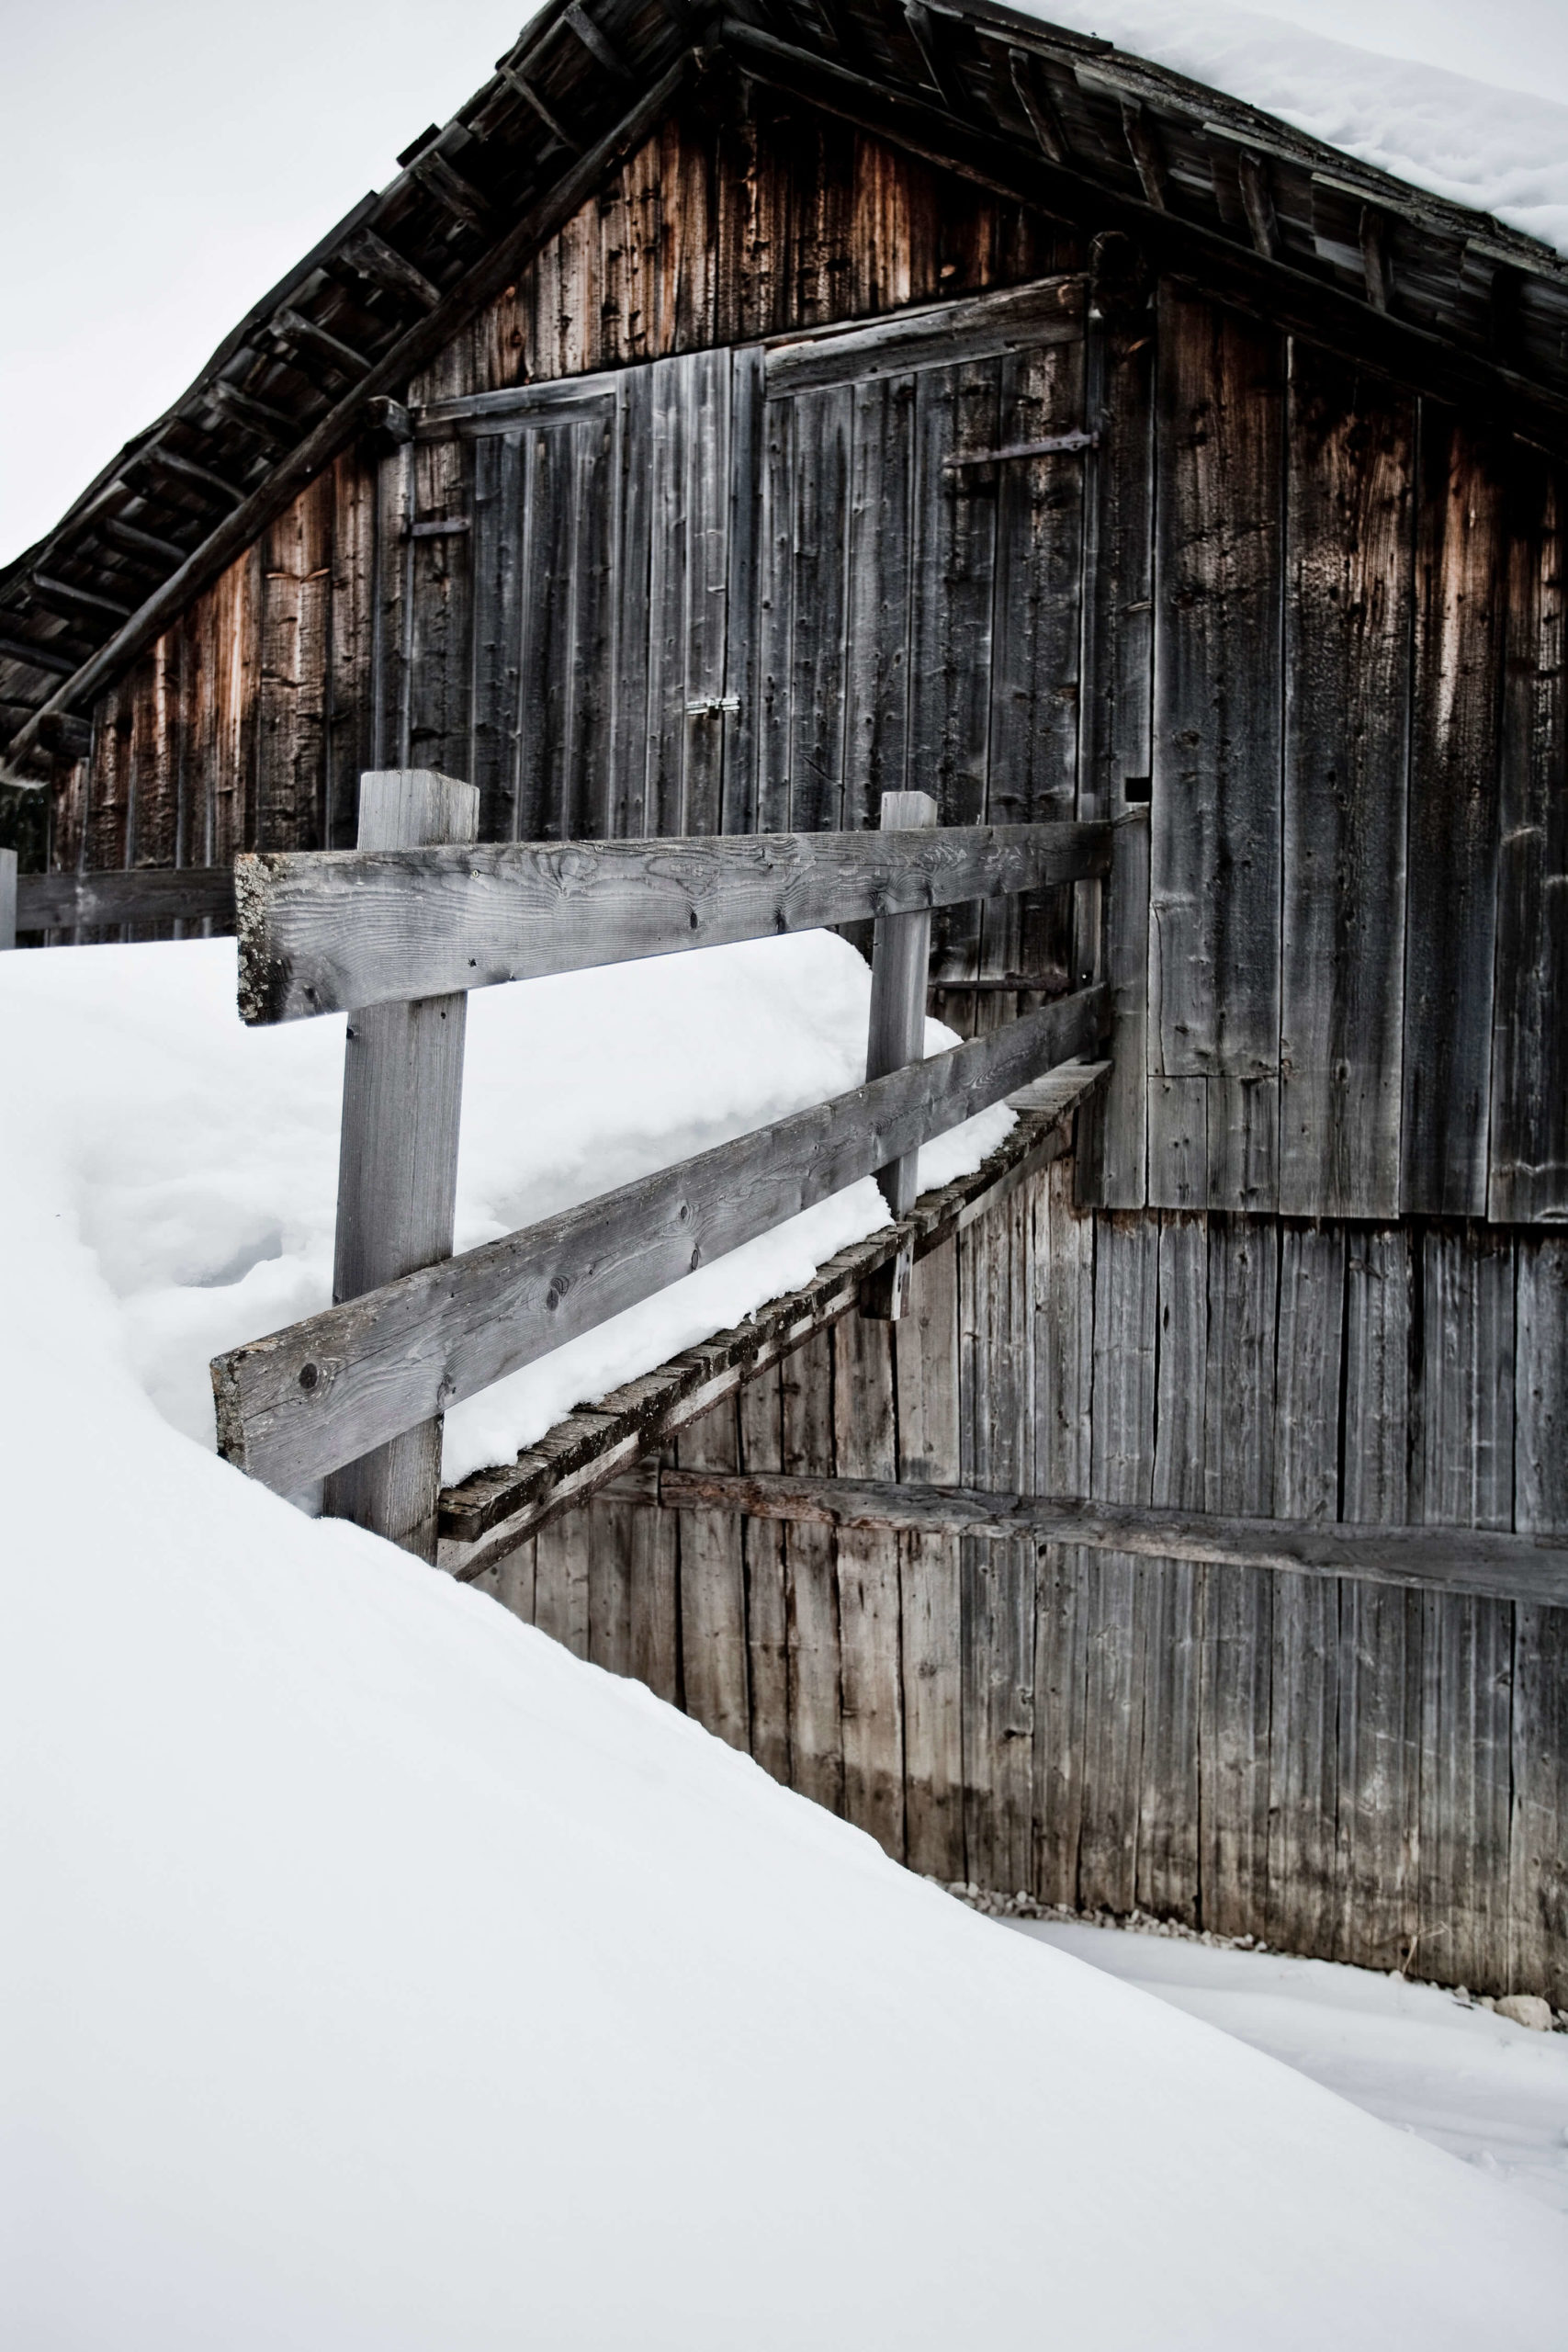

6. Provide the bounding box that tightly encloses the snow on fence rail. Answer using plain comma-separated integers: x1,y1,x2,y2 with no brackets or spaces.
210,772,1114,1557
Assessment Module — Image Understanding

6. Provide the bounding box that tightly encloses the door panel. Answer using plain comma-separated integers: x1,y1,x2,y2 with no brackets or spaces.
385,271,1089,991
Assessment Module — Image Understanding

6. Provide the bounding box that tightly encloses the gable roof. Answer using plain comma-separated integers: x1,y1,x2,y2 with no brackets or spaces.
6,0,1568,775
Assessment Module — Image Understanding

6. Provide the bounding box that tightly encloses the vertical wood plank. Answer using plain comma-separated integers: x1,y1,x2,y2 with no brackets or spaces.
1337,1226,1422,1970
1137,1209,1205,1922
469,427,525,841
896,1235,964,1881
983,331,1086,1007
1489,452,1568,1222
371,441,413,768
404,435,472,780
1401,405,1506,1215
913,357,1000,1003
1077,242,1155,1209
832,1311,907,1856
328,453,377,849
471,1532,536,1628
609,365,655,840
321,769,479,1557
756,384,797,837
739,1364,791,1786
841,370,916,836
628,1490,680,1708
781,1323,842,1814
785,381,853,834
1280,347,1415,1217
1512,1238,1568,2005
586,1497,635,1679
719,345,766,837
1032,1158,1094,1907
674,1392,751,1752
1078,1211,1157,1912
1414,1224,1516,1989
863,787,938,1317
1198,1216,1278,1935
1149,289,1284,1212
959,1180,1038,1894
534,1513,592,1659
1267,1223,1346,1953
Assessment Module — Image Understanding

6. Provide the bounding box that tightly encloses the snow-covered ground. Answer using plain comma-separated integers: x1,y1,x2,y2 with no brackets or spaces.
4,937,1567,2345
1003,1918,1568,2217
0,933,1010,1486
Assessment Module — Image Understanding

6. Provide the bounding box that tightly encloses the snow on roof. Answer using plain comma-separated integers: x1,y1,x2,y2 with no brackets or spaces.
1025,0,1568,254
5,940,1568,2345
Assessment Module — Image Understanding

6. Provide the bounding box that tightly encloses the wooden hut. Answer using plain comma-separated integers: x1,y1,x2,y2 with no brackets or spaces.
4,0,1565,2002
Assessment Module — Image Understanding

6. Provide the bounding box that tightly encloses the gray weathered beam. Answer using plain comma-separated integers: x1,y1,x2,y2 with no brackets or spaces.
1007,47,1067,164
1119,99,1168,209
1237,151,1280,261
0,849,16,952
17,865,236,931
1359,207,1392,311
617,1467,1568,1613
212,987,1110,1495
237,820,1112,1023
321,771,479,1558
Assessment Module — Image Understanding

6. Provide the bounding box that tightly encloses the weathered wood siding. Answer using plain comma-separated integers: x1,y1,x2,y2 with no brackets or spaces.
41,82,1568,1992
51,95,1072,897
473,1170,1568,2003
53,95,1567,1220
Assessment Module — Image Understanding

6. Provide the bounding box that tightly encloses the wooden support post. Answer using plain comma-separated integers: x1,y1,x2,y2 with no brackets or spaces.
862,789,938,1318
321,770,479,1558
0,849,16,951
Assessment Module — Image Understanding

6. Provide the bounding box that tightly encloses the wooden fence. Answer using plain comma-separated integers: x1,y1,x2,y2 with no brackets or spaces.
211,771,1113,1555
0,854,235,945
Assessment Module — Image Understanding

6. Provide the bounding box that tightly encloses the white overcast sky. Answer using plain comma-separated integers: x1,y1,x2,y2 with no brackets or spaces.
5,0,1568,567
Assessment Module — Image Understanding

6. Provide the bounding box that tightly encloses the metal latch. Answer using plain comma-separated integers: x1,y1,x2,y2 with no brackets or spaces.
944,430,1100,469
685,695,742,716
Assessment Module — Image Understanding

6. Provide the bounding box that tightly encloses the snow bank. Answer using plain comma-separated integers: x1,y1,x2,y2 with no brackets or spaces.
1,962,1566,2346
0,933,1011,1485
1024,0,1568,254
1008,1917,1568,2215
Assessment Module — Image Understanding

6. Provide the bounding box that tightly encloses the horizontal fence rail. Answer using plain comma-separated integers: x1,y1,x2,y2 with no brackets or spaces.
235,820,1112,1023
17,865,235,933
606,1468,1568,1613
212,982,1109,1495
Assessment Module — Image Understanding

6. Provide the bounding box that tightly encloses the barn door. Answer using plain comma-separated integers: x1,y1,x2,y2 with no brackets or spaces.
376,349,763,845
377,272,1088,950
373,378,617,841
754,277,1090,1001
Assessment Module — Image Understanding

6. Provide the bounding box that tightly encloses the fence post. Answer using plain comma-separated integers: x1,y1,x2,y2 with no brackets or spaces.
321,770,479,1557
0,848,16,951
861,788,939,1319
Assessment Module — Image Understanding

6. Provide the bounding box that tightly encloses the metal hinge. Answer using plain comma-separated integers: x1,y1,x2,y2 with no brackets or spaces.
685,695,742,716
401,516,472,539
944,430,1100,469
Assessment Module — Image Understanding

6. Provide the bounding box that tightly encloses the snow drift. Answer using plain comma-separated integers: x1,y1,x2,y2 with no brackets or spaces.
2,938,1565,2347
0,933,1010,1487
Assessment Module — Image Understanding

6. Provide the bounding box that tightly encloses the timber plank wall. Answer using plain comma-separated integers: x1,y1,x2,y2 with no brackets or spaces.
40,89,1568,1996
50,96,1072,906
474,1174,1568,2004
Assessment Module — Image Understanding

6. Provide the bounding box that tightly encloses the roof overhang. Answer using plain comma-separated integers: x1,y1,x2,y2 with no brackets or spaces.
6,0,1567,775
